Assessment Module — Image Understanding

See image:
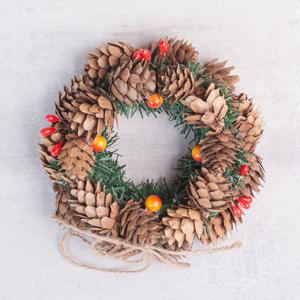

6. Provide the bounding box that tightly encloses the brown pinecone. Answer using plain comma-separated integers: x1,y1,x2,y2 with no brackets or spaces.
150,38,199,65
54,182,80,227
85,41,133,82
58,134,94,181
40,123,65,180
188,167,232,213
240,153,265,197
233,94,263,152
199,130,240,175
200,209,239,245
203,59,240,89
56,76,116,139
69,179,120,237
238,109,263,152
158,65,200,104
183,83,228,132
110,59,156,105
162,207,204,250
232,93,253,115
118,200,162,246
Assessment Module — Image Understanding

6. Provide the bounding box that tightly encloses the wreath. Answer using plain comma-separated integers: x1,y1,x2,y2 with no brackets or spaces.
39,38,264,271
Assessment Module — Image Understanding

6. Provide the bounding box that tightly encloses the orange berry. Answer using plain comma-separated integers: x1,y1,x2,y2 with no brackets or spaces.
92,135,107,152
147,94,164,109
145,195,162,212
192,145,202,162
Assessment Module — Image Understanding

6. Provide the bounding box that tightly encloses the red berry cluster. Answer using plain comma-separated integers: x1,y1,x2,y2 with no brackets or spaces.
231,196,253,217
40,114,64,157
231,164,254,217
133,48,152,61
132,39,169,62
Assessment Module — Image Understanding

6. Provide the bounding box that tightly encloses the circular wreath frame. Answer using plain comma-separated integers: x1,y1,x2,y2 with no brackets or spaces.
39,37,264,271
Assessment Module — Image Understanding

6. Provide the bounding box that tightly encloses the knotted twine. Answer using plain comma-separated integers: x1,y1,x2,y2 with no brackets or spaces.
55,218,242,273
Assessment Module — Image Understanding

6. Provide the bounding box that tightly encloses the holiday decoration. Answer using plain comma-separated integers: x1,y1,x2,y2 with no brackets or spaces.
140,48,151,61
191,145,202,162
145,195,163,212
40,37,264,272
40,127,57,137
147,93,164,109
51,141,64,157
46,114,60,123
159,39,169,55
92,135,107,152
133,50,143,60
239,164,249,176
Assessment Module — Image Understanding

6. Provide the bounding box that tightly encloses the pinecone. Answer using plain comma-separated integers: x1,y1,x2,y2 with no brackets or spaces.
118,200,162,246
233,94,264,152
240,153,265,197
199,130,240,175
56,76,116,139
158,65,200,104
232,93,253,115
85,41,133,82
150,38,199,65
69,179,120,237
203,59,240,89
40,123,65,180
162,207,204,250
183,83,228,132
200,209,239,245
188,167,232,213
54,182,80,226
58,134,94,181
110,59,156,105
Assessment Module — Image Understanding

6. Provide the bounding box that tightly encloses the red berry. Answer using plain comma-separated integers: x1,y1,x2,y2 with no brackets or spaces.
147,93,164,109
51,141,64,157
140,48,151,61
237,196,253,204
240,164,249,176
159,39,169,54
231,203,243,217
239,201,250,209
40,127,57,137
46,114,60,123
133,50,143,60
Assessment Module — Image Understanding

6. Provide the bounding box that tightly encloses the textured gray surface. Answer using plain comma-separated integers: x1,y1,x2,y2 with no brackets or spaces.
0,0,300,299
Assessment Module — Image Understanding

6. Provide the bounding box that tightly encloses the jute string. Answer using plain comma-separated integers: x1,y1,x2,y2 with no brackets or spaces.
55,218,242,273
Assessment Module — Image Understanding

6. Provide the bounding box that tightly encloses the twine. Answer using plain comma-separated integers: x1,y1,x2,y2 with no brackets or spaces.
55,218,242,273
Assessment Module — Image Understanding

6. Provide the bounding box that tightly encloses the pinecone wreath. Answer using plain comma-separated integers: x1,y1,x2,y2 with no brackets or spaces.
40,38,264,271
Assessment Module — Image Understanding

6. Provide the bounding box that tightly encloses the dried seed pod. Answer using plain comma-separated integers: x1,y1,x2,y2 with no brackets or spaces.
203,58,240,89
200,209,240,245
56,75,116,139
158,65,200,104
183,83,228,132
118,200,162,246
58,134,95,181
162,207,204,250
85,41,133,81
188,167,232,213
200,130,240,175
240,153,265,197
111,59,156,105
68,179,120,237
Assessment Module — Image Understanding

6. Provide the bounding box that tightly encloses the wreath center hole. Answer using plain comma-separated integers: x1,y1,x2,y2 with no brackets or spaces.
117,113,190,184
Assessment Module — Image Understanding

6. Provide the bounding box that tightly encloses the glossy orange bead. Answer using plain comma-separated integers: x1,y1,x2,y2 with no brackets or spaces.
147,94,164,109
145,195,162,212
92,135,107,152
192,145,202,162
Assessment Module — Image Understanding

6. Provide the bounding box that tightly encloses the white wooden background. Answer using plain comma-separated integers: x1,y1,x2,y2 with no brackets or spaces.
0,0,300,299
